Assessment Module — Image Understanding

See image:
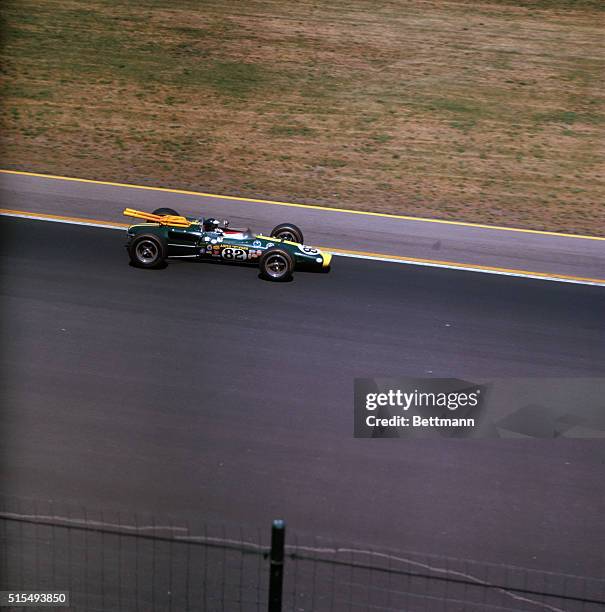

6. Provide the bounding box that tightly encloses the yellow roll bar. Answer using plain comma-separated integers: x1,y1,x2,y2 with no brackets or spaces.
123,208,192,228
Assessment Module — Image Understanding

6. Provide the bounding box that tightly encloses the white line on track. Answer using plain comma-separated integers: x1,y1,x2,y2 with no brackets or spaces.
1,211,125,231
337,251,605,287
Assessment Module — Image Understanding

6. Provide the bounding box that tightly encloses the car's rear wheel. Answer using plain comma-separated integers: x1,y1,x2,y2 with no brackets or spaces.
151,207,180,217
270,223,304,244
129,234,167,268
259,248,294,281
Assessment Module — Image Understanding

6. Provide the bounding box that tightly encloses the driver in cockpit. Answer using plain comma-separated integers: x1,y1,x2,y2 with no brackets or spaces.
202,217,228,233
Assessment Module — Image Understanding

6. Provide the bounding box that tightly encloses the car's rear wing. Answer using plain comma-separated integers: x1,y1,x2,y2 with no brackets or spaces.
123,208,192,228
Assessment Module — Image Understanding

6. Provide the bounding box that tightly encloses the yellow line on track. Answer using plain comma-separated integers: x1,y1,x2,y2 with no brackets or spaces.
2,208,603,286
0,208,129,227
1,168,603,241
317,244,605,285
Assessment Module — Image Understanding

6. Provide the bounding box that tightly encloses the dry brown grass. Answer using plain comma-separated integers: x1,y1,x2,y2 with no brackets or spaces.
1,0,604,234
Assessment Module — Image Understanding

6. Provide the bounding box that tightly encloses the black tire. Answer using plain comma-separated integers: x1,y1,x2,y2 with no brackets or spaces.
259,248,294,281
270,223,304,244
128,234,167,269
151,207,180,217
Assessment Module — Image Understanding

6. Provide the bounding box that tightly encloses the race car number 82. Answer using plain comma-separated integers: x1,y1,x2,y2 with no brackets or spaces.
222,248,246,260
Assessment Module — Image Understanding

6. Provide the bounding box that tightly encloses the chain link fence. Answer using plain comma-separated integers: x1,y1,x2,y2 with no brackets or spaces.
1,497,603,611
282,533,605,612
0,498,269,611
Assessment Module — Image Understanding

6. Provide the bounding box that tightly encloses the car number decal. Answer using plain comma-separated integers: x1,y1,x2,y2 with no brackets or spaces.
222,247,247,260
300,245,319,255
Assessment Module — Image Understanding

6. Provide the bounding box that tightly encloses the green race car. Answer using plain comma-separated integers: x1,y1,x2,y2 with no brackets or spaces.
124,207,332,281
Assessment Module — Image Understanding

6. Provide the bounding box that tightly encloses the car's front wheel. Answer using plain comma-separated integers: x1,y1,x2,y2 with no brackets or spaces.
129,234,167,269
259,248,294,281
270,223,304,244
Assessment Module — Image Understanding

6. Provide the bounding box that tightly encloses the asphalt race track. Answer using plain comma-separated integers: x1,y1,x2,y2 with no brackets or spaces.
1,217,604,580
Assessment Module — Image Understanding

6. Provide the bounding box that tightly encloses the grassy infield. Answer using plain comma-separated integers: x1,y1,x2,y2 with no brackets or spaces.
1,0,603,234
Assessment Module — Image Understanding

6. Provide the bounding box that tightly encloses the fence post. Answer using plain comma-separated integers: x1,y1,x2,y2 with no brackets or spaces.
268,519,285,612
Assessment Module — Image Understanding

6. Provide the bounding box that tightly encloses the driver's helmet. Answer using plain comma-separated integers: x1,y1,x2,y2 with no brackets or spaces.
203,217,221,232
202,217,229,232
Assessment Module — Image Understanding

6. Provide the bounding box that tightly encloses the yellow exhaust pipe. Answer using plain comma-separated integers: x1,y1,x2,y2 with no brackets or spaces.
123,208,191,227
